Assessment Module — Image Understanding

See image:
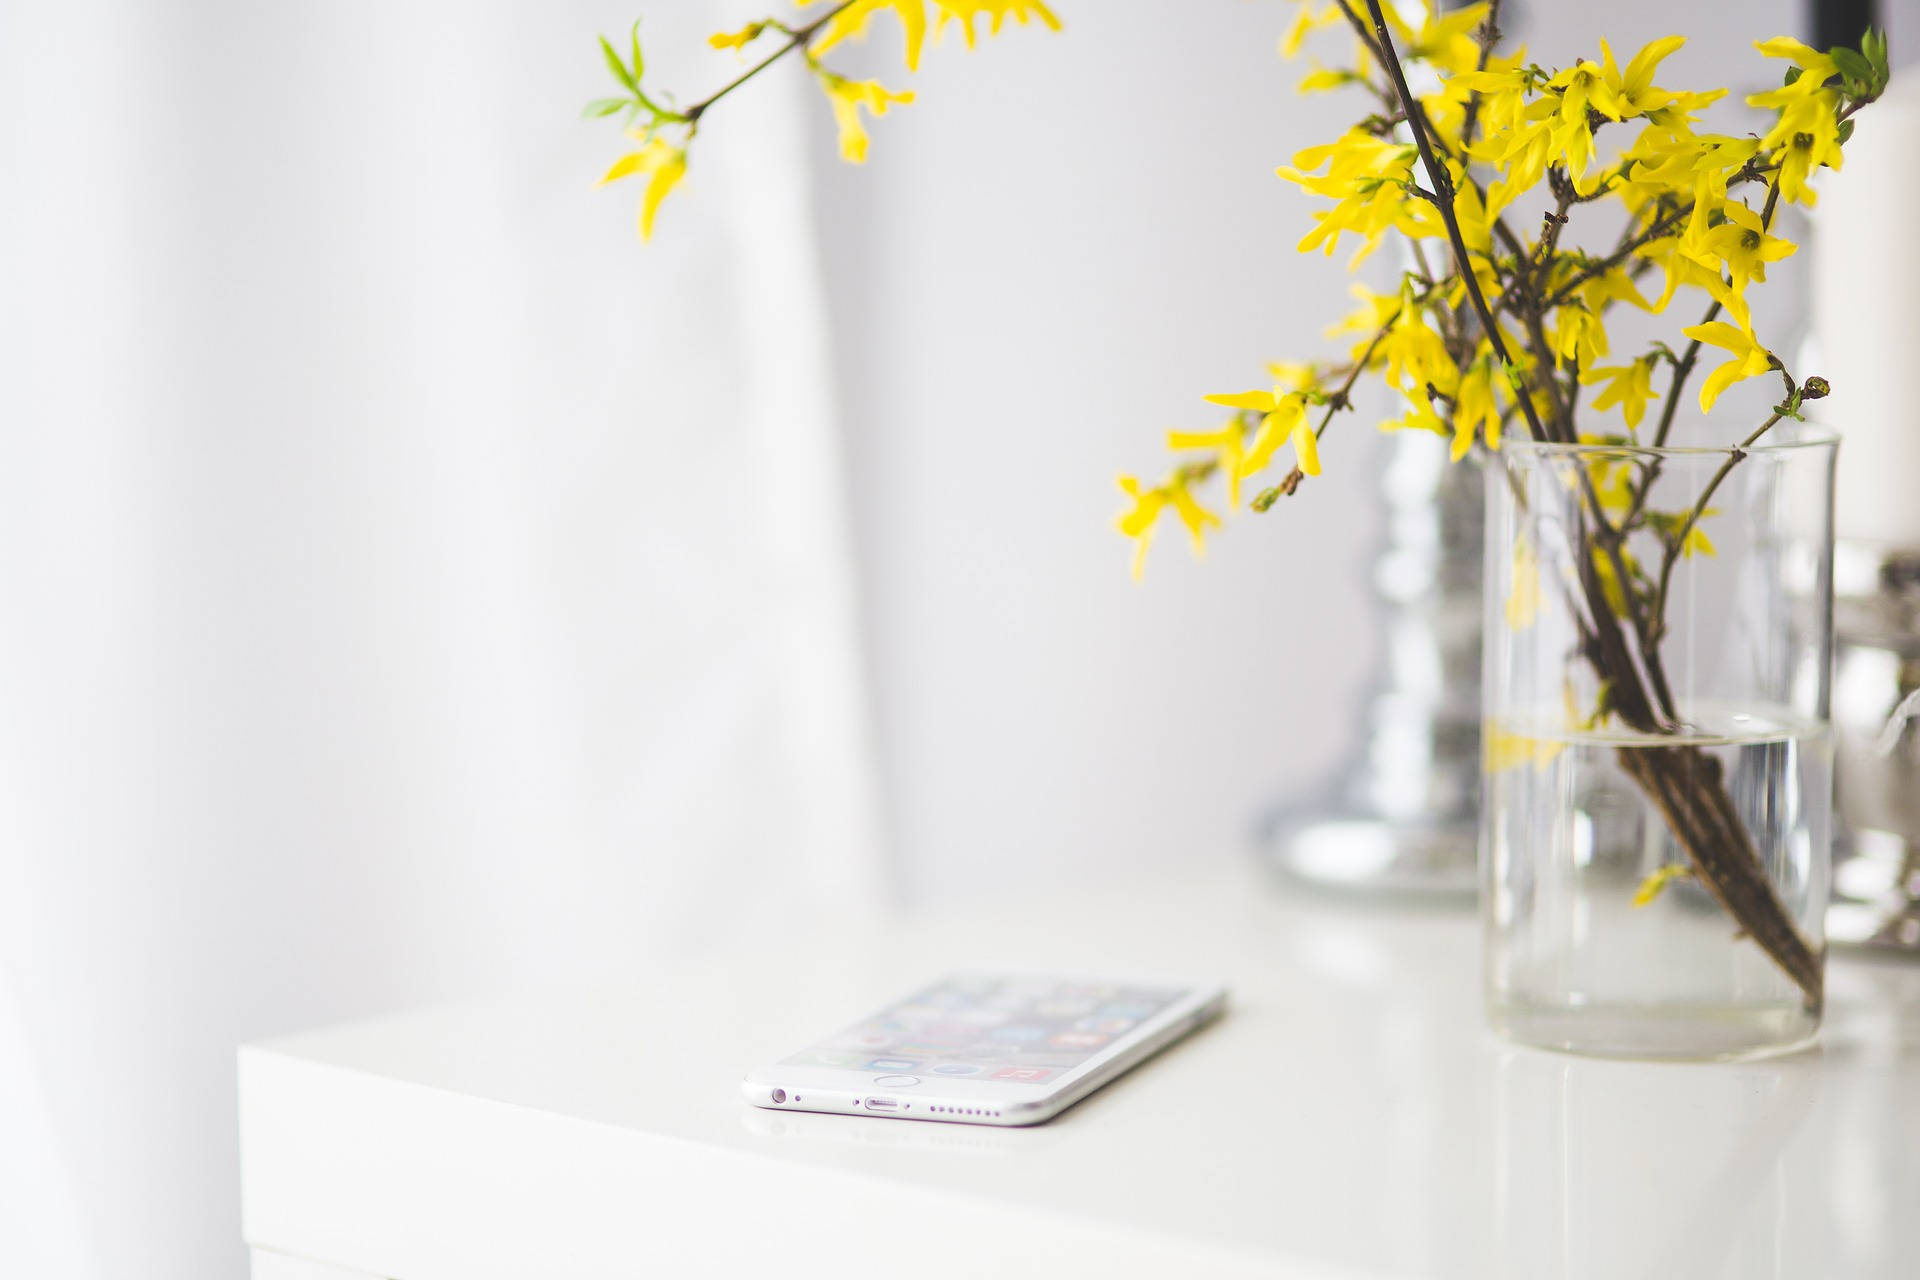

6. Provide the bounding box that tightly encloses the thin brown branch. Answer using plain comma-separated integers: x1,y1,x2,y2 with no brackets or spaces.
1647,408,1789,641
1456,0,1504,148
1359,0,1546,447
683,1,858,124
1262,313,1399,502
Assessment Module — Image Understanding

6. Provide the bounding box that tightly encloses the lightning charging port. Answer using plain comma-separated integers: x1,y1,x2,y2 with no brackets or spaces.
863,1097,899,1112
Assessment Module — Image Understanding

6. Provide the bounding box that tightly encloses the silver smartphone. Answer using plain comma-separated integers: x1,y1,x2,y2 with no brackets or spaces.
741,972,1227,1126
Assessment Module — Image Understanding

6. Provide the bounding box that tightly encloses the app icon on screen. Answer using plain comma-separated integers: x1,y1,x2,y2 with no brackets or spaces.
866,1057,921,1071
1049,1032,1108,1049
991,1067,1053,1082
931,1063,982,1076
990,1025,1047,1043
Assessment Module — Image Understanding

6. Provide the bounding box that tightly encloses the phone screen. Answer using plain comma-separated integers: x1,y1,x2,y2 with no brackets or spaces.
779,974,1186,1084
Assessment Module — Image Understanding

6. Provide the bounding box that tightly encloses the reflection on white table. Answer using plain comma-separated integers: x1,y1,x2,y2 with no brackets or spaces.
239,869,1920,1279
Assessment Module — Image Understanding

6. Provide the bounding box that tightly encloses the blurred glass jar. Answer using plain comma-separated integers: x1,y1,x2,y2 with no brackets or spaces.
1481,425,1837,1060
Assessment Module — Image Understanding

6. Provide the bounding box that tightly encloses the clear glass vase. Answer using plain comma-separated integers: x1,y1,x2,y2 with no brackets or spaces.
1482,424,1837,1060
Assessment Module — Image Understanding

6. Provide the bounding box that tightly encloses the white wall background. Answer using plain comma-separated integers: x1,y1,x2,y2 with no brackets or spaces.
4,1,1917,1278
0,2,880,1276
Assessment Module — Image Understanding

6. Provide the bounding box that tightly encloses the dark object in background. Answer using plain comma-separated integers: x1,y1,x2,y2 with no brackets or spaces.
1811,0,1879,52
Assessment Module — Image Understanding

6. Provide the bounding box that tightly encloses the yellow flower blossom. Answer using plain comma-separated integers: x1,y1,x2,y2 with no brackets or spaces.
1679,200,1794,310
1549,268,1650,369
1453,65,1529,115
1596,36,1687,119
1577,435,1639,516
708,22,767,53
1581,357,1661,429
599,134,688,240
1681,319,1775,412
1648,507,1719,558
808,0,1059,71
1554,304,1608,368
1637,221,1750,327
1264,361,1321,391
1506,535,1541,631
1543,61,1611,191
1116,473,1220,579
1588,542,1639,613
1283,130,1423,262
1167,419,1250,506
1281,2,1342,58
1749,38,1845,204
811,0,929,69
1751,36,1839,84
1381,398,1447,439
1298,62,1356,95
1390,1,1488,77
1376,302,1453,395
1486,725,1564,772
1201,387,1318,477
933,0,1063,47
1632,863,1694,908
1453,356,1503,459
814,69,915,163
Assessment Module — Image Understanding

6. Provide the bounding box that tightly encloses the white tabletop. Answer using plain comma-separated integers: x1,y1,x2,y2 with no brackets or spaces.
239,866,1920,1279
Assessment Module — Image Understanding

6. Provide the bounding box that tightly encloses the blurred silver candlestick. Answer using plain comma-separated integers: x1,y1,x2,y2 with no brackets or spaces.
1829,544,1920,950
1258,429,1484,897
1811,72,1920,953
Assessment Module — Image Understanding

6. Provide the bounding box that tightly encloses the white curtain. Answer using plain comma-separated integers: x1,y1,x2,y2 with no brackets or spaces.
0,3,881,1277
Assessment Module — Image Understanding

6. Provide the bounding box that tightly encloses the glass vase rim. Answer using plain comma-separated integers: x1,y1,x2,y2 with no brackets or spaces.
1499,422,1838,461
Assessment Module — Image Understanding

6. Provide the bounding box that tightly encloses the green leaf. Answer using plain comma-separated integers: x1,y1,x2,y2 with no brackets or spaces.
1784,65,1803,86
600,35,637,94
1867,28,1890,81
1832,46,1872,86
582,96,630,118
1838,118,1856,145
631,20,646,84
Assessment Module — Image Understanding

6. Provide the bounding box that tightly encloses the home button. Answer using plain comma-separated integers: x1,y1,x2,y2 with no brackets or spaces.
872,1074,921,1087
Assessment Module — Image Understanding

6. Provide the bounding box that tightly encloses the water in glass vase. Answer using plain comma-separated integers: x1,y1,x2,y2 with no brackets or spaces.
1484,701,1832,1061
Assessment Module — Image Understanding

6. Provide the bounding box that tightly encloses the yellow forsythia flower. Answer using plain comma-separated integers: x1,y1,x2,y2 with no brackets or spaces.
1596,35,1687,118
815,70,915,163
1280,2,1342,59
934,0,1062,47
812,0,1059,68
1452,357,1502,459
1581,357,1661,429
1116,474,1220,579
1167,421,1250,507
708,22,767,53
1632,863,1694,907
1200,387,1318,477
1281,130,1419,262
811,0,931,70
1505,535,1541,631
1678,201,1794,310
1749,38,1845,205
1681,320,1775,412
1588,543,1637,614
599,135,687,240
1486,726,1564,772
